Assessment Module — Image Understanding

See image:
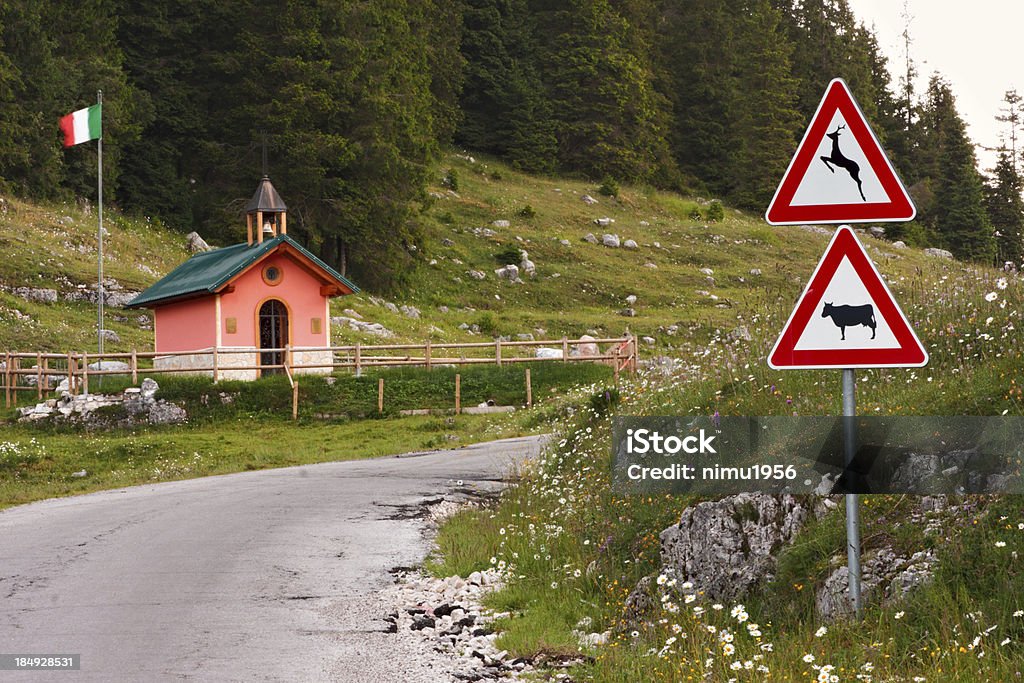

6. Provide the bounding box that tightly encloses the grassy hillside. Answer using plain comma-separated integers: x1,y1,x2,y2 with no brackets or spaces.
0,151,964,358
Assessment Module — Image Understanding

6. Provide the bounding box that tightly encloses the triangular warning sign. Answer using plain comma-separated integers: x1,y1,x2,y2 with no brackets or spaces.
768,226,928,369
766,78,915,225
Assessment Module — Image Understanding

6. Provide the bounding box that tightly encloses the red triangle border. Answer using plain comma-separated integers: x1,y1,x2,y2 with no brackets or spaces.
765,79,916,225
768,226,928,369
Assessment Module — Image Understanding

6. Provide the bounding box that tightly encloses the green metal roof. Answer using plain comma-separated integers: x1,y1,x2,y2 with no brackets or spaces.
126,234,359,308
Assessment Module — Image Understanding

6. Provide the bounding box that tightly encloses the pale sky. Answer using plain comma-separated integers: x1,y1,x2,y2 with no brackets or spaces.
845,0,1023,175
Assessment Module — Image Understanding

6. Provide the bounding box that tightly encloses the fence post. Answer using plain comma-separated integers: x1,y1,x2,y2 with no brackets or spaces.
67,352,74,396
562,337,569,362
43,356,49,393
36,352,42,400
613,344,620,387
425,340,432,370
455,373,461,415
496,339,502,367
355,342,362,377
4,351,10,408
378,377,384,414
631,337,638,373
525,368,532,407
11,356,18,407
131,349,138,385
82,353,89,395
292,382,299,421
212,346,219,383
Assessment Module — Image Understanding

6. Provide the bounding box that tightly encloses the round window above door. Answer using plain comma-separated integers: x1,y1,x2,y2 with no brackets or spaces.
262,264,283,286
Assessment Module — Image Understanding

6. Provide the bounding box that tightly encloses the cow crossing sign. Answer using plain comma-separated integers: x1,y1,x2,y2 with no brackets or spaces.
768,226,928,370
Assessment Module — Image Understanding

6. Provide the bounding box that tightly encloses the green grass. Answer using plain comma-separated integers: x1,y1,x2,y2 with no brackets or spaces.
422,220,1024,680
0,413,527,510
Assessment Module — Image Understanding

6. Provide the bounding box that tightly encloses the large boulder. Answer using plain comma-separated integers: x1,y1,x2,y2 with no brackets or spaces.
602,234,620,248
495,264,521,282
659,493,810,601
186,231,211,253
816,548,936,622
13,287,58,304
519,250,536,277
573,335,600,357
924,247,953,260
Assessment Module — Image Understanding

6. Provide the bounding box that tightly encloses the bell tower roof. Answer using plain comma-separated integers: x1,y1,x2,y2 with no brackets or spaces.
245,175,287,213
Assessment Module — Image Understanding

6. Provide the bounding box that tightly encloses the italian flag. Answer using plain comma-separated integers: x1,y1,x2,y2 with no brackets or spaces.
59,103,102,147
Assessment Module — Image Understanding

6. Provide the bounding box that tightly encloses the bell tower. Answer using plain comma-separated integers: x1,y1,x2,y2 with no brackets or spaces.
245,175,287,246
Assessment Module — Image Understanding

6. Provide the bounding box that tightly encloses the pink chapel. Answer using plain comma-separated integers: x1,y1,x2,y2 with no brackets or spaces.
126,176,358,380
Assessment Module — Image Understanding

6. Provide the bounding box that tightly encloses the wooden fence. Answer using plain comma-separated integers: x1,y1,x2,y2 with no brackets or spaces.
2,336,637,409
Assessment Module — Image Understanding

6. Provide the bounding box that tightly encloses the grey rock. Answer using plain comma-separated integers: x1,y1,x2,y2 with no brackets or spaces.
467,270,486,280
619,308,635,317
602,234,620,248
491,220,510,228
573,335,599,357
816,547,935,621
641,336,656,345
729,326,752,342
494,264,520,281
559,239,571,247
99,329,121,344
186,231,211,253
535,348,563,359
141,377,160,399
868,226,886,238
519,250,536,277
594,217,615,227
924,247,954,260
88,360,130,373
581,194,598,205
749,268,762,276
13,287,58,304
441,238,454,247
583,233,599,244
623,576,654,623
148,401,187,425
400,305,421,319
643,262,658,269
623,239,638,249
892,241,908,249
660,494,810,601
625,295,637,306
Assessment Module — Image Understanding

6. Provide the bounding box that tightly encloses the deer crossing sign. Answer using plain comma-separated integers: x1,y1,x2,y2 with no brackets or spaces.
765,78,916,225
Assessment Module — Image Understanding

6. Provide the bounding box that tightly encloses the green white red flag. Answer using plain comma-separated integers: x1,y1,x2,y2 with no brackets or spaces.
59,104,102,147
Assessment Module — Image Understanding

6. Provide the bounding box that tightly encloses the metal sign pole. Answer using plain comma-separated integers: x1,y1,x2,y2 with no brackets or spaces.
842,368,863,618
96,90,104,379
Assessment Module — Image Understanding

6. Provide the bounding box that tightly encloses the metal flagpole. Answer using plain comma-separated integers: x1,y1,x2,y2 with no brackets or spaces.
842,368,863,618
96,90,104,377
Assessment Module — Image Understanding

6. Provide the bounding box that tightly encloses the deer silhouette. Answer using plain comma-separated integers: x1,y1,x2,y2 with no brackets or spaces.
820,125,866,201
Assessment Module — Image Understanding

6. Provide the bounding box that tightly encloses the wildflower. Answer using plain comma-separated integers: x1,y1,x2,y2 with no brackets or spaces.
996,541,1007,548
803,653,815,663
815,626,827,638
723,643,735,655
550,581,558,589
985,291,998,302
712,603,724,611
894,611,905,619
730,605,746,618
997,277,1008,290
630,630,639,638
729,660,742,670
1014,610,1024,617
656,574,668,586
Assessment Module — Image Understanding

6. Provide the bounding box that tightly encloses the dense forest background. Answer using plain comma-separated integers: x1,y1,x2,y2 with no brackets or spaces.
0,0,1021,290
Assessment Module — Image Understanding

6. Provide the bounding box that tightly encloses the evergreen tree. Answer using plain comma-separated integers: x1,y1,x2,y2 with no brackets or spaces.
657,0,737,194
727,0,801,210
531,0,674,182
985,150,1024,266
915,76,994,262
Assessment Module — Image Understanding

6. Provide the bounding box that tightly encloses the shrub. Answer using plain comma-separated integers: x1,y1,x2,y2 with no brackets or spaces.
598,176,619,197
707,200,725,222
494,245,522,266
442,168,459,191
589,386,621,416
516,204,536,219
688,206,703,220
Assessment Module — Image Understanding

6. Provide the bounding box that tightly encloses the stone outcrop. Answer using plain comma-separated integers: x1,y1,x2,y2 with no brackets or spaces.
659,493,811,601
17,378,187,427
816,548,937,622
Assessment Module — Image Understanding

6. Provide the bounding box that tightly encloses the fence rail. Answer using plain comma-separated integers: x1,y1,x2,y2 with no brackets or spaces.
2,336,637,408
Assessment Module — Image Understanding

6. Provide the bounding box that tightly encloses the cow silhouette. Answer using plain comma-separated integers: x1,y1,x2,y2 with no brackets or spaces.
820,125,866,201
822,302,876,340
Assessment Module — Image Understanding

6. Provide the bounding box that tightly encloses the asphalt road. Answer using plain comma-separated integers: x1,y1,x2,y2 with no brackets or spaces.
0,435,545,682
